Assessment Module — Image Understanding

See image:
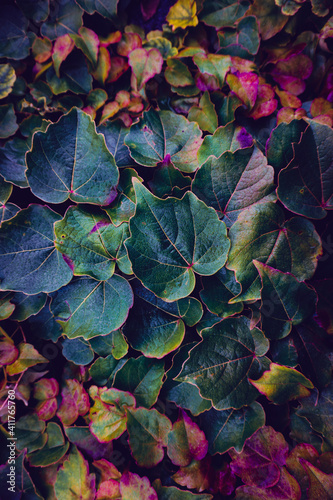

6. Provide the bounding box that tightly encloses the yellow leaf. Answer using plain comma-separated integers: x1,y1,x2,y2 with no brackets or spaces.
166,0,199,31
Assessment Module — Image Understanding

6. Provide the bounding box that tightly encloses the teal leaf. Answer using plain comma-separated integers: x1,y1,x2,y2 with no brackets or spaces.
0,450,43,499
26,108,119,205
201,402,265,454
62,337,94,365
89,329,128,359
0,177,12,205
0,104,18,139
254,261,317,340
192,146,275,226
89,354,126,386
97,120,136,169
176,317,269,410
199,0,250,27
278,120,333,219
0,205,73,294
64,426,113,460
0,203,20,226
125,108,203,173
7,292,47,321
125,181,230,301
266,119,307,173
0,137,30,187
200,268,243,318
124,282,202,358
54,206,128,280
50,274,133,340
0,4,30,60
28,422,69,467
46,52,93,95
113,356,165,408
26,298,62,342
226,202,322,302
218,16,260,57
154,480,213,499
149,160,191,199
75,0,118,20
15,414,46,453
41,0,83,40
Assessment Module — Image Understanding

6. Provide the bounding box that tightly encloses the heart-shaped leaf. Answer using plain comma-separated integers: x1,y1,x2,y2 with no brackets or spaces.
41,0,83,40
125,181,230,301
128,48,163,90
0,205,73,294
125,108,203,173
26,108,119,205
176,317,269,410
50,275,133,340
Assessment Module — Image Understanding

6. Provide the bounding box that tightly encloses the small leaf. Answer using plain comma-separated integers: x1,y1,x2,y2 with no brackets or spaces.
62,337,94,366
188,91,218,133
57,379,90,426
50,275,133,340
126,407,172,467
52,34,75,77
120,472,157,500
125,182,230,301
128,48,163,90
71,27,99,66
248,83,278,119
226,72,258,109
167,410,208,466
15,414,46,453
0,339,18,366
193,53,231,88
125,108,203,173
199,0,250,28
89,354,126,386
0,104,18,139
247,0,288,40
54,446,96,500
6,343,48,375
46,52,93,95
165,58,195,87
0,64,16,99
166,0,199,30
26,108,119,205
0,137,30,187
200,268,243,318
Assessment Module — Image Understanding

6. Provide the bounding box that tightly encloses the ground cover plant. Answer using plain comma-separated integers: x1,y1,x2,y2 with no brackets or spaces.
0,0,333,498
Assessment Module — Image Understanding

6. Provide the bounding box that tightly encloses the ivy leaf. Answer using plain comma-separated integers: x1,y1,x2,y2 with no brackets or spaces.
149,161,192,199
2,291,47,322
234,467,301,499
175,317,269,410
200,268,243,318
193,53,231,89
200,402,265,455
165,58,195,87
125,181,230,301
54,446,96,500
247,0,288,40
0,137,30,187
0,3,31,60
97,120,136,169
229,426,289,487
124,108,203,173
71,27,99,67
249,363,314,404
54,206,128,280
128,48,163,90
119,472,158,500
50,275,133,340
126,407,172,467
46,52,93,95
218,16,260,56
192,146,275,227
15,414,47,453
188,91,218,134
26,108,119,205
89,386,136,442
0,64,16,99
254,261,317,340
0,205,73,294
113,356,165,408
166,0,199,30
41,0,83,40
278,120,333,219
16,0,49,23
89,329,128,359
0,338,18,366
52,35,75,77
89,354,126,386
124,282,202,358
28,422,69,467
226,202,322,302
153,479,213,499
75,0,118,20
167,410,208,466
26,298,62,342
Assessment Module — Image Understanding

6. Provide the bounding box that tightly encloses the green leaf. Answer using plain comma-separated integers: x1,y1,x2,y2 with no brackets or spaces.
125,108,203,173
26,298,62,342
28,422,69,467
0,177,12,205
16,0,49,23
226,202,322,302
197,123,253,166
54,446,96,500
15,414,46,453
254,261,317,340
199,0,250,28
7,292,47,321
89,329,128,359
188,91,218,133
54,206,129,280
200,268,243,318
165,58,195,87
193,146,275,227
75,0,118,20
0,137,30,187
50,274,133,340
26,108,119,205
128,48,163,90
154,480,213,499
167,410,208,466
166,0,199,30
89,354,126,386
126,407,172,467
113,356,164,408
0,203,20,226
0,104,18,139
64,426,113,460
201,402,265,455
46,52,93,94
0,64,16,99
218,16,260,56
124,282,202,358
62,337,94,365
97,120,136,169
0,205,73,294
266,119,307,173
71,27,99,67
120,472,158,500
176,317,269,410
247,0,288,40
41,0,83,40
104,169,143,226
89,385,135,442
149,160,191,199
52,34,75,77
0,450,43,499
278,120,333,219
193,53,231,88
125,181,230,301
249,363,314,404
0,3,30,60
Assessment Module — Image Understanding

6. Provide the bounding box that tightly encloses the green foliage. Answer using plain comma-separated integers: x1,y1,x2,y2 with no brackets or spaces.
0,0,332,497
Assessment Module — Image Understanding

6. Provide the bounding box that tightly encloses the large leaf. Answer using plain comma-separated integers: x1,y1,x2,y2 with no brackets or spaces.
113,356,165,408
50,275,133,339
200,402,265,455
54,206,129,280
278,120,333,219
75,0,118,20
0,3,31,60
57,379,90,426
0,205,73,294
125,181,230,301
26,108,119,205
124,282,202,357
126,407,172,467
54,446,96,500
234,467,301,499
175,316,269,410
192,146,275,226
226,202,322,302
97,120,136,169
124,108,203,173
254,261,317,340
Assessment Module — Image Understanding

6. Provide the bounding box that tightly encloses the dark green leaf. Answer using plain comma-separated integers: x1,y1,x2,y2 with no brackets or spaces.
200,268,243,318
46,51,92,94
75,0,118,20
89,330,128,359
7,292,47,321
266,119,307,173
41,0,83,40
199,0,250,27
0,3,30,60
97,120,136,169
0,137,30,187
28,422,69,467
0,104,18,139
104,168,143,226
62,337,94,365
16,0,49,23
